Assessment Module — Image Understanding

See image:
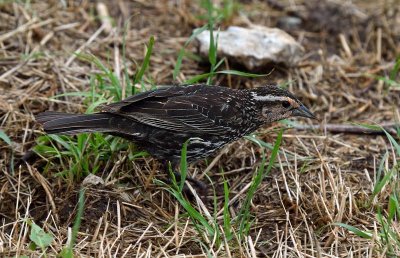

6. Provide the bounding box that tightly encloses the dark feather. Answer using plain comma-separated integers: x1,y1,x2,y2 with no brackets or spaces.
36,111,142,137
103,85,244,134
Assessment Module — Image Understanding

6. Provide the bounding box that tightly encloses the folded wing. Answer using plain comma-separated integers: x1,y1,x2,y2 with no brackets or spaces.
102,85,241,134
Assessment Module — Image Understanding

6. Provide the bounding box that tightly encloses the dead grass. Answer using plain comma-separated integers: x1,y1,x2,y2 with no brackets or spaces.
1,0,400,257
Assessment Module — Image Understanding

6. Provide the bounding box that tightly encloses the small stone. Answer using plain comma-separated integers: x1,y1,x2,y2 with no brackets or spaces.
195,25,304,69
82,173,105,186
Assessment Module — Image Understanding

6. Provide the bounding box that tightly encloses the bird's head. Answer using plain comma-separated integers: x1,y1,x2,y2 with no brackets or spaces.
250,85,317,123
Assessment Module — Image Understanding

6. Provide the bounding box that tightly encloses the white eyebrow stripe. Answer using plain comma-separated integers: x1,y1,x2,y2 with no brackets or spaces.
251,92,289,102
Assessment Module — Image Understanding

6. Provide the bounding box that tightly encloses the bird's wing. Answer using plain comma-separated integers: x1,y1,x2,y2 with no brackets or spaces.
102,85,192,113
103,85,242,134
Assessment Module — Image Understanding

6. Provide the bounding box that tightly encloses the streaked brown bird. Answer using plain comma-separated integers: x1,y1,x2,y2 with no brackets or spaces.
36,84,316,167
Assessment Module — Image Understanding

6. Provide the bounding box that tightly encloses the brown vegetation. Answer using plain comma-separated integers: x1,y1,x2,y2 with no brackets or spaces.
1,0,399,257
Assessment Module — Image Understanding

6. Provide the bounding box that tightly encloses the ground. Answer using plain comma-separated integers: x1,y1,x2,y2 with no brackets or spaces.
1,0,400,257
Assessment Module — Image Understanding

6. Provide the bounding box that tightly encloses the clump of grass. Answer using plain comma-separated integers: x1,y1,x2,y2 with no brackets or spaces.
33,63,127,181
32,35,155,255
236,131,283,238
158,131,282,252
33,36,154,182
199,0,239,24
34,133,124,181
335,61,400,256
376,57,400,89
335,126,400,256
157,139,220,246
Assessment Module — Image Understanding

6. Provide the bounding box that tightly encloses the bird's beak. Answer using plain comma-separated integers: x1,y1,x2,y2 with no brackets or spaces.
293,104,317,119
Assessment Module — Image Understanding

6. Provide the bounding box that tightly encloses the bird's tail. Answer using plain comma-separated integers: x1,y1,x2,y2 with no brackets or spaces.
36,111,120,135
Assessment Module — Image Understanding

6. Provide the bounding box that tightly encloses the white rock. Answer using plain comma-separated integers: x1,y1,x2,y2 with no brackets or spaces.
195,26,304,69
82,173,105,186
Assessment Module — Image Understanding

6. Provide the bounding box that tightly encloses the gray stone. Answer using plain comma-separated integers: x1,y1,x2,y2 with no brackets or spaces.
195,26,304,69
82,173,105,186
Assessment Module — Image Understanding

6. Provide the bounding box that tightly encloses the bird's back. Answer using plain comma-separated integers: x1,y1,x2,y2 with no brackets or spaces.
104,85,262,163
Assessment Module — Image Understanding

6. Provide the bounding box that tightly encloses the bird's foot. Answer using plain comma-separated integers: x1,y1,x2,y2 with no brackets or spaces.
170,172,208,201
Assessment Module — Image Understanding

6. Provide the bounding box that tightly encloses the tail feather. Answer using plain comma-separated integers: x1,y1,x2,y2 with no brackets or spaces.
35,111,77,124
36,111,118,135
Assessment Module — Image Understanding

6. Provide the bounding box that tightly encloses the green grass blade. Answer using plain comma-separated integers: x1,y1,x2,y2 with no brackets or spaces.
173,48,185,81
77,53,123,101
237,130,283,236
134,36,155,84
185,73,215,84
213,57,225,71
372,169,393,197
389,56,400,81
173,25,208,80
333,222,372,239
388,194,399,222
354,123,400,156
179,139,190,191
60,188,86,258
383,129,400,156
216,70,270,77
85,99,109,114
122,18,134,97
71,188,85,247
223,178,232,241
376,152,389,191
0,130,11,145
47,135,73,152
168,189,215,235
206,0,216,67
375,76,400,88
376,208,391,248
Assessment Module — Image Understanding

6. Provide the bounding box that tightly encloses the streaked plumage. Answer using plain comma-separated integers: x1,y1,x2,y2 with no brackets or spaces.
36,84,316,164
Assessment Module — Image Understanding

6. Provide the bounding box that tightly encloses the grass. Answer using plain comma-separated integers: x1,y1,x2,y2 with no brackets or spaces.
199,0,239,24
236,132,283,238
26,189,86,258
0,129,12,146
33,60,127,181
335,129,400,256
59,188,86,258
32,31,156,180
334,61,400,256
158,132,283,252
2,0,400,257
30,34,155,254
376,57,400,89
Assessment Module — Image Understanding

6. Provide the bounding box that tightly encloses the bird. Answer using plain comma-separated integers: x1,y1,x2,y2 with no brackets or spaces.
36,84,316,167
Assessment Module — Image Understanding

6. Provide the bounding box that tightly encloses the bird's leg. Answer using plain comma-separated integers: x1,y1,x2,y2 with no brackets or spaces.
161,161,207,198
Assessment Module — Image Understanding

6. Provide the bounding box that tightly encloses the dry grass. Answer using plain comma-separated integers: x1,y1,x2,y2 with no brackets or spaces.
1,0,400,257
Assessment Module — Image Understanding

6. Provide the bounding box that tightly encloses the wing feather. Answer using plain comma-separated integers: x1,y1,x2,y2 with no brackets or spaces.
102,85,243,134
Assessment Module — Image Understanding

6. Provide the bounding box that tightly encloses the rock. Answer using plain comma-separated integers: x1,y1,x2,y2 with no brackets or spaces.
195,26,304,69
82,173,105,186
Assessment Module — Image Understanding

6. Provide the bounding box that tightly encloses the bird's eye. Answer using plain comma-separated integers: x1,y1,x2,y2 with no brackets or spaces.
281,101,291,108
